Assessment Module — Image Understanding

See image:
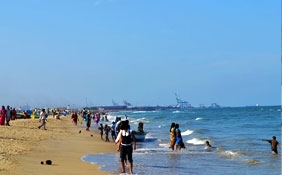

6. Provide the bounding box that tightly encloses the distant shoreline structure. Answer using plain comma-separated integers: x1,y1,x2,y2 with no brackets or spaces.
87,96,224,112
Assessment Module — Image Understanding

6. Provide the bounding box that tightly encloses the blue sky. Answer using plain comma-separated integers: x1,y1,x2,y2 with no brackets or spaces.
0,0,280,108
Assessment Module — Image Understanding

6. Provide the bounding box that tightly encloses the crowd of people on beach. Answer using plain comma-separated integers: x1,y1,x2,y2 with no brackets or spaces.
78,110,134,173
0,105,17,126
2,105,280,174
71,109,137,174
74,109,131,144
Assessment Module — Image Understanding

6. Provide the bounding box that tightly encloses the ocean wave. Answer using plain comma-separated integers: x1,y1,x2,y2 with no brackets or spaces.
133,111,148,113
217,149,242,159
159,143,170,148
158,124,166,128
181,129,194,136
244,159,261,165
195,117,203,120
172,110,181,113
186,138,206,145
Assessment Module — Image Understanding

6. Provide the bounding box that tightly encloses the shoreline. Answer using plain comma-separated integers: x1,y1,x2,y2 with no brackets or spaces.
1,115,116,175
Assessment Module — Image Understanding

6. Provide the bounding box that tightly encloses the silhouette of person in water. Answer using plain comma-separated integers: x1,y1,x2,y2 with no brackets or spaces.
205,141,212,149
262,136,282,154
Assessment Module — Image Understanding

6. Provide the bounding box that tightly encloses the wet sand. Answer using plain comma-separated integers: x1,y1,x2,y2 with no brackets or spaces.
0,115,116,175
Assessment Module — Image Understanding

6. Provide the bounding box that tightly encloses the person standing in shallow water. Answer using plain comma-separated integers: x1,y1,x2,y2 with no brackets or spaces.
169,122,176,151
175,123,185,150
115,120,136,174
262,136,282,154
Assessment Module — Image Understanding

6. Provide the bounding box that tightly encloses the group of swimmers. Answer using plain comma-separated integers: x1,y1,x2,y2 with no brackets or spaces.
170,121,281,155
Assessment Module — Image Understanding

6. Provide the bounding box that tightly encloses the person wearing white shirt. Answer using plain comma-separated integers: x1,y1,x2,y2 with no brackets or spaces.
38,109,47,130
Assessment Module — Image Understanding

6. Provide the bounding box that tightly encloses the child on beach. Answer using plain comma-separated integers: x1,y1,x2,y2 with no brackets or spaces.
104,124,110,142
85,113,91,131
98,123,104,140
111,121,116,142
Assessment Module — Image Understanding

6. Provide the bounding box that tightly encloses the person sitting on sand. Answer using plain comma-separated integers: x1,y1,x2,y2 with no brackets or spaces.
262,136,282,154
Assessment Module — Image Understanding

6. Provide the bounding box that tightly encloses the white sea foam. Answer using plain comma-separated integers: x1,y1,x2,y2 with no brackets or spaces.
172,110,180,113
131,118,149,125
181,129,194,136
244,159,261,165
195,117,203,120
158,125,166,128
218,150,241,159
133,111,147,113
159,143,170,148
186,138,206,145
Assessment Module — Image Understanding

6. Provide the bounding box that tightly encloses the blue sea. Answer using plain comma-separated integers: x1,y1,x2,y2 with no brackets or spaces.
82,106,281,175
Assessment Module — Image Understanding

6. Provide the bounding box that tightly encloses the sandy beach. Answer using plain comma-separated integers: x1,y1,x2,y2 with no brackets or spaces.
0,115,116,175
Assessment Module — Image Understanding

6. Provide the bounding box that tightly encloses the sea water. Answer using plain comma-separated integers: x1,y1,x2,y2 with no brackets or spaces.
82,106,281,175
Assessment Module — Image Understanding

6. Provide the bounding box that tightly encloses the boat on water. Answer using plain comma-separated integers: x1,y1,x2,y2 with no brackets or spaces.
132,122,147,142
133,131,147,142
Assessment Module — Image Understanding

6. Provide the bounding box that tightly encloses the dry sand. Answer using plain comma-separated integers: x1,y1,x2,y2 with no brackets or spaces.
0,115,117,175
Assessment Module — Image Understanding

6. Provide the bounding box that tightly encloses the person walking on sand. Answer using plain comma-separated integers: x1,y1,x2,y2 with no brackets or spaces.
71,112,79,126
262,136,282,154
11,108,17,120
6,105,11,126
115,120,136,174
38,109,47,130
0,106,6,126
169,122,176,151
